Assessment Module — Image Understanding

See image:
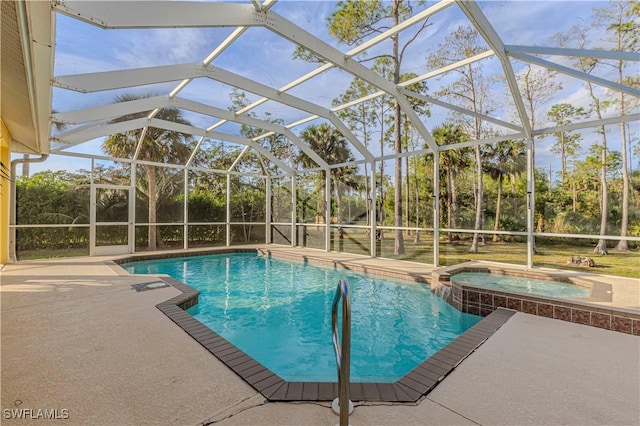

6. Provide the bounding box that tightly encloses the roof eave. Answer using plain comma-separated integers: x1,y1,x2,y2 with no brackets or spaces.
1,0,53,155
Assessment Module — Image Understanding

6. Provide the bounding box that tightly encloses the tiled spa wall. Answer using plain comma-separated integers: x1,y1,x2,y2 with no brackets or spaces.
431,269,640,336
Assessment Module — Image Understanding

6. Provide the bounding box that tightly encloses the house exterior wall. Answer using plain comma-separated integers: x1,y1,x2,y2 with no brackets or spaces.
1,118,11,264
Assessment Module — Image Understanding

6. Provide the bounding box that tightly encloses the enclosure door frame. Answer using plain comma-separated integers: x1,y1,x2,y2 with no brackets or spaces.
90,183,134,256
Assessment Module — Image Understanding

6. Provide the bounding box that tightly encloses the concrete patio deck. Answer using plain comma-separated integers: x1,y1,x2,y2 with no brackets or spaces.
1,247,639,425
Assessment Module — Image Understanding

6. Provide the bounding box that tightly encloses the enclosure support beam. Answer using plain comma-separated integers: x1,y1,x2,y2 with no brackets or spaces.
369,160,377,259
526,138,534,268
510,52,640,98
53,1,259,28
504,45,640,62
130,163,136,254
400,89,522,132
455,0,532,140
433,153,440,267
263,10,438,153
291,174,297,248
89,159,96,257
266,176,272,244
133,128,147,161
457,0,536,268
55,116,294,174
226,174,231,247
183,168,189,250
325,170,331,252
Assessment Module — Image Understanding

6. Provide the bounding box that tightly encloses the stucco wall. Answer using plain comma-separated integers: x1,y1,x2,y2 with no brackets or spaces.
1,118,11,264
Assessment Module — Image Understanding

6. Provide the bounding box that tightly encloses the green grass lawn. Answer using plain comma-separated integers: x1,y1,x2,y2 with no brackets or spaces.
326,229,640,279
14,229,639,279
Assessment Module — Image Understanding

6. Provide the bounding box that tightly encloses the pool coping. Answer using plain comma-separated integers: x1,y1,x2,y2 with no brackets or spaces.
115,249,515,402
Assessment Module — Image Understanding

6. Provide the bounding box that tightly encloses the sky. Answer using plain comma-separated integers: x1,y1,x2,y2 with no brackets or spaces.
20,0,639,179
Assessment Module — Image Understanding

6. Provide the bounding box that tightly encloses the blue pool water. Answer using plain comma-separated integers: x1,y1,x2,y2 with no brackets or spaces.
123,253,481,382
451,272,591,298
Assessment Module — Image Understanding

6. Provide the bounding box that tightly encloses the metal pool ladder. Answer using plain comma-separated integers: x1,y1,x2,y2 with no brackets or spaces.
331,278,352,426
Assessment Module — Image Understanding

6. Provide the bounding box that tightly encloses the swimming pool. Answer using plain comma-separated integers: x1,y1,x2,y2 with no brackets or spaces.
123,253,481,382
451,272,591,298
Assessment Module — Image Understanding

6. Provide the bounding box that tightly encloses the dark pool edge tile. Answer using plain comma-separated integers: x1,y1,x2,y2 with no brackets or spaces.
392,308,516,402
151,250,515,403
441,270,640,334
153,270,291,402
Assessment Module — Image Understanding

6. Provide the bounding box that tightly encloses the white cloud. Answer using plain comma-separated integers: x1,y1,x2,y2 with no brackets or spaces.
111,28,216,69
48,0,631,171
54,51,123,75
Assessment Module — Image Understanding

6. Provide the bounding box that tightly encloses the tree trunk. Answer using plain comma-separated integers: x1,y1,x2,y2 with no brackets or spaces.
560,133,566,182
146,165,157,250
334,178,343,224
594,131,608,255
405,155,410,235
468,63,484,254
469,145,483,253
314,172,326,228
393,110,404,254
588,80,608,255
363,162,370,226
362,112,370,227
322,172,327,218
493,176,503,242
392,0,404,255
615,94,629,251
447,167,454,242
451,170,459,238
241,199,248,242
537,213,544,233
414,169,420,243
614,7,629,252
378,128,385,239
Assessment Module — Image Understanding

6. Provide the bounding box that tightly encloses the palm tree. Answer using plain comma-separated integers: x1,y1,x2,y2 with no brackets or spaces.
297,123,359,224
102,93,193,250
432,124,470,242
485,140,526,242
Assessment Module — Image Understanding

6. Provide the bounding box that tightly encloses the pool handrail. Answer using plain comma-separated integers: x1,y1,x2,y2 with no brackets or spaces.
331,278,351,426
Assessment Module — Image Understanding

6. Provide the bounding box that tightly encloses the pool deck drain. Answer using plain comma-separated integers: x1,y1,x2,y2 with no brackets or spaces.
131,281,170,291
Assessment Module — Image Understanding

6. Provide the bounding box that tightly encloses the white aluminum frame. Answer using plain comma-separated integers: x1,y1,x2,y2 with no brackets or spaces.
90,183,134,256
10,0,638,267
